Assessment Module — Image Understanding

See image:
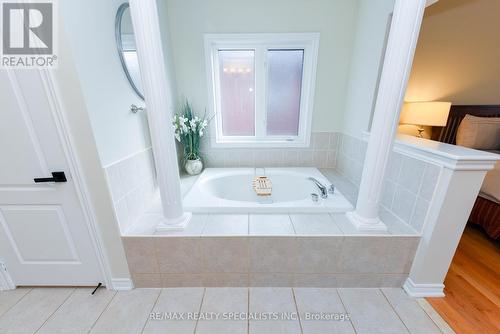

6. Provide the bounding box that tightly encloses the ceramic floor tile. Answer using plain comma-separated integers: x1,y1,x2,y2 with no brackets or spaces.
338,288,409,334
156,288,204,312
249,320,301,334
301,321,355,334
290,214,343,235
89,289,160,334
0,286,449,334
37,288,116,334
249,214,295,235
196,320,248,334
0,288,31,317
382,288,441,334
200,288,248,313
143,288,204,334
0,288,74,334
202,214,249,236
248,287,302,334
196,288,248,334
294,288,347,314
146,321,199,334
294,288,355,334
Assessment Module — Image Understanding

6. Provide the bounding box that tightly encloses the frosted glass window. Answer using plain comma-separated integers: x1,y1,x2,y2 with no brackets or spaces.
206,33,319,147
218,50,256,136
266,49,304,136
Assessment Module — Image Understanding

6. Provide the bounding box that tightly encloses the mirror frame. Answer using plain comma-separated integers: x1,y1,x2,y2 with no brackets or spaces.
115,2,144,100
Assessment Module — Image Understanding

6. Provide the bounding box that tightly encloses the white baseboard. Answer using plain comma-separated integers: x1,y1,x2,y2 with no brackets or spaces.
403,278,444,297
109,278,134,291
0,261,15,291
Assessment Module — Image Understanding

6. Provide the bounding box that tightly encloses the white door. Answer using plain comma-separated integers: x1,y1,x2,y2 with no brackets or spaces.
0,69,103,286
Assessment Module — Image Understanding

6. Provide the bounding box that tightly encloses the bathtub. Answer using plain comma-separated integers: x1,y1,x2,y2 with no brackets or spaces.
183,168,354,213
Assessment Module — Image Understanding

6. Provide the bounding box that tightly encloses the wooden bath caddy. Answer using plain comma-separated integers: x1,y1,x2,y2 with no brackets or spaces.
252,176,272,196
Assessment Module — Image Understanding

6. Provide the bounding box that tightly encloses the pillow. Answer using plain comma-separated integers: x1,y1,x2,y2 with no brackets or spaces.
480,150,500,203
456,114,500,149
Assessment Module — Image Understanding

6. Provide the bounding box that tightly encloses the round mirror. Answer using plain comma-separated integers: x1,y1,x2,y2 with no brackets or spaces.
115,3,144,100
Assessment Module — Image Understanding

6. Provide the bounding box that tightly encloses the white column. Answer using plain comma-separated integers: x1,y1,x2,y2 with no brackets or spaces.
347,0,427,231
129,0,191,230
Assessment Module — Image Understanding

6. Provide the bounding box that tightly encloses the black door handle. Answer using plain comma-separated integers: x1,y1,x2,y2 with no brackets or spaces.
34,171,67,183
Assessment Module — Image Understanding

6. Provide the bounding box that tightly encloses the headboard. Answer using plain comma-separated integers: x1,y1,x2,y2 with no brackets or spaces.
431,105,500,144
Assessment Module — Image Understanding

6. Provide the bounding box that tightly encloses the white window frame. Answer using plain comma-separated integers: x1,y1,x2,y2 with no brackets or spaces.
204,33,320,148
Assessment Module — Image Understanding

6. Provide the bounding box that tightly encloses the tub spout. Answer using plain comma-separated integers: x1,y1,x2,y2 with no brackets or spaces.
308,177,328,199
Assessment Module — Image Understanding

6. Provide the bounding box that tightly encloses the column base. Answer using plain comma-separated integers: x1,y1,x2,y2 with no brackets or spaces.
346,211,388,232
403,278,445,297
155,212,192,232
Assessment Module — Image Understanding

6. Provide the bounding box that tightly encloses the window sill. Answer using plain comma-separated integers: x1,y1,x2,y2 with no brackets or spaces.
210,138,310,149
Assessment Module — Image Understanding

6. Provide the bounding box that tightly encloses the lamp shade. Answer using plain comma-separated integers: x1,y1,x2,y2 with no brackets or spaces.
400,102,451,127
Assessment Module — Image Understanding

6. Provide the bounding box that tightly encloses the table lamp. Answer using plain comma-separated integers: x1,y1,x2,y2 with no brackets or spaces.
400,101,451,138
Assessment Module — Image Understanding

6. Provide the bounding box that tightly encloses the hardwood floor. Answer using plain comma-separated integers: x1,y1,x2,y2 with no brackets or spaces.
427,224,500,334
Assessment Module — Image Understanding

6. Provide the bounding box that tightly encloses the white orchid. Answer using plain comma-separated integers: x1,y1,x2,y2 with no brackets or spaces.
172,101,212,160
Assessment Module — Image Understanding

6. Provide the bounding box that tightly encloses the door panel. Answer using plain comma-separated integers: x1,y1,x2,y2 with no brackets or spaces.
0,70,103,286
0,206,79,263
0,72,48,185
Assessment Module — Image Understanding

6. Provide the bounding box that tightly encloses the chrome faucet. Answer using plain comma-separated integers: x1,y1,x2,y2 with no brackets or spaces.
308,177,328,199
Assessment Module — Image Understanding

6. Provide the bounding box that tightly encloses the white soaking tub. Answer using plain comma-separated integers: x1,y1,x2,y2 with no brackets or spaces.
183,168,354,213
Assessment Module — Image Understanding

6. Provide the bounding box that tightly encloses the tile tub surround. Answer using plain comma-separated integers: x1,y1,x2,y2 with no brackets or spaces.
199,132,339,168
122,213,420,288
332,133,441,234
104,148,157,233
335,133,367,188
380,151,441,233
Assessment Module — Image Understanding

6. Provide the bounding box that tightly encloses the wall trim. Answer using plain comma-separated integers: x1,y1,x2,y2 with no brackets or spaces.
362,131,499,171
403,277,445,297
39,70,115,290
394,135,499,171
110,278,134,290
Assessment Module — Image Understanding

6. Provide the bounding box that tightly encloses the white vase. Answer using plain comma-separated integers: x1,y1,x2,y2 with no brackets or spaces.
184,158,203,175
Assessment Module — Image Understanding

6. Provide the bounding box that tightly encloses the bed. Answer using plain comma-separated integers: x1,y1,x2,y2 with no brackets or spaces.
431,105,500,239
